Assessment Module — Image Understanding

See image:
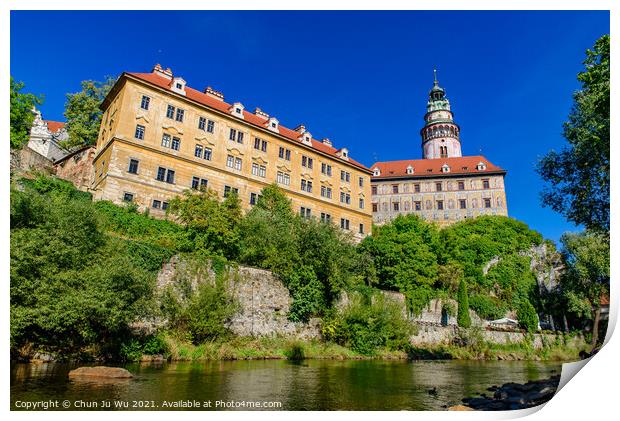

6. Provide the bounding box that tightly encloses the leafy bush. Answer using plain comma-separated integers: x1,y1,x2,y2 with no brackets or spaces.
323,291,413,355
469,294,507,320
517,300,539,333
457,279,471,328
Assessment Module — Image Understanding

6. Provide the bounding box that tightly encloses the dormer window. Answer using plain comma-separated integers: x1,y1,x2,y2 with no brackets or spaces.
301,132,312,146
441,164,451,173
406,165,414,174
231,102,245,119
171,77,186,96
337,148,349,160
267,117,279,132
476,162,487,171
373,167,381,176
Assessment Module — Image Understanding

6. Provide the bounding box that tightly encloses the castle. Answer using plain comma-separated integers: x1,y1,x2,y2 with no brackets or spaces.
370,72,508,226
54,65,507,231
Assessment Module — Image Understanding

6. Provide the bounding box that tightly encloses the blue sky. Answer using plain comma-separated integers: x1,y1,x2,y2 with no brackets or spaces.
10,10,609,243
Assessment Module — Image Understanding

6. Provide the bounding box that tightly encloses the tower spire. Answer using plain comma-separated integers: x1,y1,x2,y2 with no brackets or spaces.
433,68,438,85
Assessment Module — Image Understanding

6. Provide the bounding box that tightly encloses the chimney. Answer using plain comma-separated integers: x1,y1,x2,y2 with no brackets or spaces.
204,86,224,101
294,124,306,134
254,107,269,119
322,138,333,147
153,64,173,80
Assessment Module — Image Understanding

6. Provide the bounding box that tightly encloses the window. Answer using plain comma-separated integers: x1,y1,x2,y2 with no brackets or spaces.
278,147,291,161
198,117,206,131
321,163,332,176
320,213,331,223
414,183,421,193
437,200,444,210
162,202,169,210
372,203,378,212
340,192,351,205
207,120,215,133
340,170,351,183
161,134,171,148
166,105,175,119
359,224,365,235
302,155,313,169
414,201,421,211
459,199,467,209
152,200,161,209
340,218,350,230
140,95,150,110
440,146,448,158
392,184,399,194
226,155,235,168
176,82,183,90
191,176,208,190
123,192,134,202
484,198,492,208
301,179,313,193
277,171,291,186
359,177,364,187
254,138,268,152
436,182,443,192
171,137,181,151
166,169,175,184
483,179,490,189
128,159,139,174
458,181,465,191
252,163,266,178
300,207,311,218
235,157,242,171
175,108,184,122
321,186,332,199
393,202,400,211
224,186,239,197
237,131,244,144
229,128,237,141
359,198,365,209
203,147,212,161
371,186,378,195
134,124,145,140
156,167,166,181
250,193,258,206
195,144,203,158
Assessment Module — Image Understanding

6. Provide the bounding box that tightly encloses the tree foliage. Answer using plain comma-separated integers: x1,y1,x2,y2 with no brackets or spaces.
63,77,116,149
517,300,539,333
537,34,610,232
457,279,471,328
10,77,43,149
10,180,158,358
168,189,243,259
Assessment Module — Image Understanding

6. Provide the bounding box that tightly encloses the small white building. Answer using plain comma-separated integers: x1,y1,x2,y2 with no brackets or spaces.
27,109,70,162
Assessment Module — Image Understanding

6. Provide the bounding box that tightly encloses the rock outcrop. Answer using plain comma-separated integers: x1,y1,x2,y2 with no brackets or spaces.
460,375,560,410
68,366,133,379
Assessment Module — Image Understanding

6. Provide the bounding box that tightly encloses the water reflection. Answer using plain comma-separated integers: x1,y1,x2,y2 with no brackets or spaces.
11,359,561,410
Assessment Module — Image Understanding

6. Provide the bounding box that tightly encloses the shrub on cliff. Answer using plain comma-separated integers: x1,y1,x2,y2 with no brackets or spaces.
323,291,413,355
457,279,472,328
517,300,539,333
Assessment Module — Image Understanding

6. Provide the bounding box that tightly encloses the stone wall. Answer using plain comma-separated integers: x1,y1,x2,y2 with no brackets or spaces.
10,146,54,174
155,256,321,339
54,146,96,192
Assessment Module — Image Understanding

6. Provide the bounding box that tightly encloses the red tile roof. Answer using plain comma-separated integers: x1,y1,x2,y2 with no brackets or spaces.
370,156,506,179
45,120,65,133
126,71,371,172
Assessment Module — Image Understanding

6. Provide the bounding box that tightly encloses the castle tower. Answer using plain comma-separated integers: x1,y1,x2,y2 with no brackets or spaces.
420,70,462,159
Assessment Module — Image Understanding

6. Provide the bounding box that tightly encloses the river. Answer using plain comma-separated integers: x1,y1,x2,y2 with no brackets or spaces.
11,360,562,410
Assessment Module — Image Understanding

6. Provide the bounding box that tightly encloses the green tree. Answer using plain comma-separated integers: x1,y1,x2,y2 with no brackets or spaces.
560,231,610,346
457,279,471,328
537,34,610,233
10,77,43,149
168,189,242,258
516,300,539,333
63,77,116,149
